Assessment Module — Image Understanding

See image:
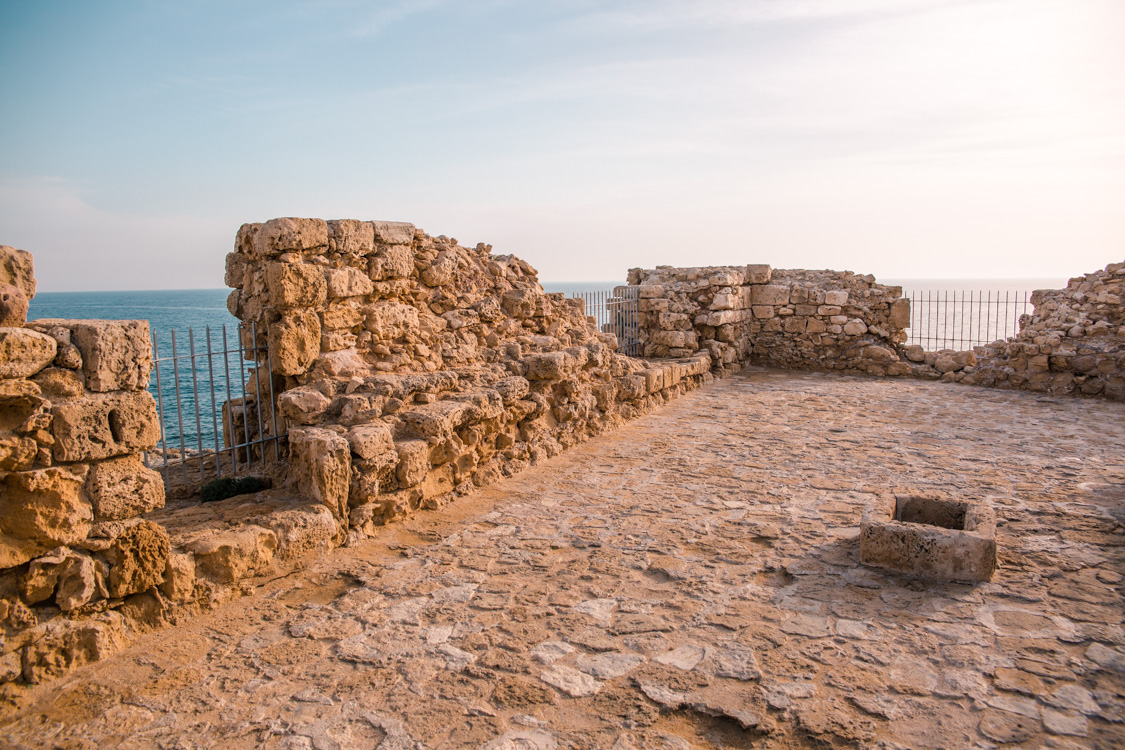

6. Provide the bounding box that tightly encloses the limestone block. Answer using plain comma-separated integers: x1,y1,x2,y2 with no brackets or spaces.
160,552,196,602
252,218,328,257
805,318,827,334
0,283,29,327
364,301,419,340
904,345,926,362
328,219,376,254
752,285,790,306
824,290,849,306
710,293,737,311
289,426,352,522
501,289,538,319
24,548,105,611
32,367,84,398
524,351,578,381
266,262,327,308
862,345,898,363
708,271,743,287
28,320,152,392
0,327,57,379
269,311,321,376
494,376,530,405
368,245,414,280
642,368,665,393
638,285,664,299
266,502,340,560
184,526,278,584
744,264,771,284
751,306,775,319
84,455,165,521
0,245,35,300
321,301,365,331
650,330,697,349
860,494,996,582
0,467,91,568
346,423,395,461
842,319,868,336
20,612,126,684
324,266,374,299
421,250,457,287
889,298,911,329
783,317,807,333
51,391,160,462
98,520,170,598
322,330,358,352
277,385,331,425
817,305,842,316
371,221,416,245
395,439,431,488
398,400,471,439
0,435,37,471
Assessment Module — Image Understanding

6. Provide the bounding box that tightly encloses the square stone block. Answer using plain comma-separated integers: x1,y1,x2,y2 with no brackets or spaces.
860,494,996,582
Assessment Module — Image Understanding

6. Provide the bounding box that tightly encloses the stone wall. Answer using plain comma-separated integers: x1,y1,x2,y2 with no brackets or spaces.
628,264,911,376
962,261,1125,400
226,218,713,544
0,246,167,684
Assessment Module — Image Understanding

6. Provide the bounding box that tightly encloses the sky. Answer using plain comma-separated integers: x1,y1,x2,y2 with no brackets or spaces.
1,0,1123,292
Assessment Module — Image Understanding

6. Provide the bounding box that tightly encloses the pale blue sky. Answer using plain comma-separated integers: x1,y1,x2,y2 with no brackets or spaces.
1,0,1122,291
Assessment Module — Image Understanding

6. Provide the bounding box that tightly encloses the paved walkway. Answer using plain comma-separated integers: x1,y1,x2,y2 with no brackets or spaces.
3,370,1124,749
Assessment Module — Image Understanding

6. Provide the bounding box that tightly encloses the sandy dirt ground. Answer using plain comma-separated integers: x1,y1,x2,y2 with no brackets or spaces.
2,369,1123,749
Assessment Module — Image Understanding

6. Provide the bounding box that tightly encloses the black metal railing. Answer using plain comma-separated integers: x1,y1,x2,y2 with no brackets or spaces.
906,289,1032,351
572,285,641,356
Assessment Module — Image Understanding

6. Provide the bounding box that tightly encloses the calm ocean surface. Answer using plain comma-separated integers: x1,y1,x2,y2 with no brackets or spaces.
27,278,1069,452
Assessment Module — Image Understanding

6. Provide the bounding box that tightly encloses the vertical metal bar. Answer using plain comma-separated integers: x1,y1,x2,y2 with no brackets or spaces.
151,330,170,491
222,324,239,476
265,334,280,463
170,329,189,489
985,291,993,343
236,323,252,471
206,326,221,478
1004,291,1010,338
250,322,267,471
189,328,205,484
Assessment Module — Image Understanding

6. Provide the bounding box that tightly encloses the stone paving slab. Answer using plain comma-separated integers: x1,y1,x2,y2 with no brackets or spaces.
2,369,1124,749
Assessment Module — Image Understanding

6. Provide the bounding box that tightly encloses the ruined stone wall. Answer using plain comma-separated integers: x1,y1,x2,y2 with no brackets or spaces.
226,218,713,544
629,264,911,376
962,261,1125,400
1,246,168,684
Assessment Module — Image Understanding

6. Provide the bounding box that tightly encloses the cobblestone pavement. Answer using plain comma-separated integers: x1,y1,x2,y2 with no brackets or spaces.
3,369,1124,749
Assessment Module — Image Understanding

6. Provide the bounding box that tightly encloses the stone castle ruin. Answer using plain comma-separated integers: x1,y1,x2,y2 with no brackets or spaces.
0,221,1122,687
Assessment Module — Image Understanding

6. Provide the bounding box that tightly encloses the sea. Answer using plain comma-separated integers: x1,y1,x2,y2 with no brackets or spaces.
27,277,1068,452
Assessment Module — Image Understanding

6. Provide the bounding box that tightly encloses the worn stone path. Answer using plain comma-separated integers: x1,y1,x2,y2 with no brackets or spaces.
2,370,1124,749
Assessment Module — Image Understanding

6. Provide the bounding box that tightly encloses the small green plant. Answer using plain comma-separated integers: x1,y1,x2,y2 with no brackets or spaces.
200,475,269,503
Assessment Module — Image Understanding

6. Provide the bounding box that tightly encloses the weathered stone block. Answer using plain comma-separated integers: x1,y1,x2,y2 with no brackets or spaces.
253,218,329,257
324,266,374,299
824,290,849,306
28,319,151,392
860,494,996,582
0,327,57,379
184,526,278,584
752,285,790,306
0,467,91,567
266,262,327,308
277,385,332,425
346,423,395,461
395,439,430,488
637,285,664,299
0,435,37,471
364,301,419,340
328,219,376,254
398,400,471,439
20,612,126,684
0,283,29,327
889,298,911,329
269,311,321,376
100,520,170,598
371,221,416,245
368,245,414,280
84,455,165,521
51,391,160,462
289,426,351,522
524,351,578,381
744,264,771,284
0,245,36,300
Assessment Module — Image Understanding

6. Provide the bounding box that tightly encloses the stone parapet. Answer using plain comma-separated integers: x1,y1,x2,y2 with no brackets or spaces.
0,246,167,686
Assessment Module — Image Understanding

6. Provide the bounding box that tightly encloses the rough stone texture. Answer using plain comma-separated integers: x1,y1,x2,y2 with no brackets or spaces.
0,328,57,380
961,261,1125,400
2,371,1122,748
860,493,997,582
99,521,170,599
0,284,29,328
0,468,91,568
26,319,151,393
0,246,35,302
83,455,165,521
50,391,160,462
628,265,910,376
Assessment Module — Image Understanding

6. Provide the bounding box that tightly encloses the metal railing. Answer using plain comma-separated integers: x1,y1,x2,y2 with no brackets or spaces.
906,289,1032,351
146,322,284,495
572,285,641,356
